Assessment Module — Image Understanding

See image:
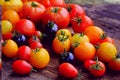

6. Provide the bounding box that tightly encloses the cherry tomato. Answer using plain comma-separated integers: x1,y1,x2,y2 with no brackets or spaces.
30,48,50,69
42,7,70,29
58,62,78,78
14,19,36,37
17,46,32,62
84,60,95,70
3,32,13,40
33,30,42,39
12,60,32,75
28,36,40,45
74,42,96,62
2,39,18,58
96,42,117,62
30,41,43,49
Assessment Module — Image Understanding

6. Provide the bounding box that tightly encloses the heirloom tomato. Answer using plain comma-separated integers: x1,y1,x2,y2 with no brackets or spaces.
19,1,46,23
2,39,18,58
42,7,70,29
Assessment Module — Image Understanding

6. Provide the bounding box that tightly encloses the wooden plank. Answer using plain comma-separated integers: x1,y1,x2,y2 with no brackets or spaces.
1,4,120,80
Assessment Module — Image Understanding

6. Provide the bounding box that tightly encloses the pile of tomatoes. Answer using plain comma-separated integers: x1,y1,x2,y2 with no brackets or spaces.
1,0,120,79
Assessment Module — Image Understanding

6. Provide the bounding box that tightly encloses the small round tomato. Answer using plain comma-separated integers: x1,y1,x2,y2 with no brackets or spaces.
2,20,13,35
17,46,32,62
84,26,104,44
2,39,18,58
108,57,120,71
58,62,78,79
74,42,96,62
70,33,89,49
14,19,36,36
71,15,94,33
30,48,50,69
89,60,106,77
42,7,70,29
28,36,40,45
52,35,70,54
30,41,43,49
84,60,95,70
2,10,20,25
19,1,46,23
3,32,13,40
96,42,117,62
33,30,42,39
12,60,32,75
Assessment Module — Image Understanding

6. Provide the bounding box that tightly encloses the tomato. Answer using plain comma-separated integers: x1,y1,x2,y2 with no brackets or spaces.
0,59,2,70
2,20,13,35
30,41,43,49
52,35,70,54
65,4,85,24
34,0,65,8
84,60,95,70
3,32,13,40
17,46,32,62
28,36,40,45
71,15,94,33
89,60,106,77
33,30,42,39
70,33,89,49
108,57,120,71
30,48,50,69
21,0,28,3
84,26,104,44
0,0,23,13
96,42,117,62
42,7,70,29
12,60,32,75
19,1,46,23
14,19,36,36
74,42,96,62
58,62,78,78
56,29,72,39
2,39,18,58
2,10,20,25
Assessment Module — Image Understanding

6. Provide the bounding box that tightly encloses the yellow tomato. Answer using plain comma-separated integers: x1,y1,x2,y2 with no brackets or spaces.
96,42,117,62
30,48,50,69
2,39,18,58
2,20,13,35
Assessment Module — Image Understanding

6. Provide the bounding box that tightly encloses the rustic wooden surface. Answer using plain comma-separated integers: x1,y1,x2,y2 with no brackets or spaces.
1,4,120,80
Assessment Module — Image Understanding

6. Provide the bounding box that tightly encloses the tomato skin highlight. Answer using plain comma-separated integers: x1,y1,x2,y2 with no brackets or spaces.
84,60,95,70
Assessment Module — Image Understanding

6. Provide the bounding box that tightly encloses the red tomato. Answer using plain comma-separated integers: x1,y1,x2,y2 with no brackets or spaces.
58,62,78,78
65,4,85,24
12,60,32,75
14,19,36,36
28,36,40,45
3,32,13,40
42,7,70,29
33,30,42,39
71,15,94,33
108,57,120,71
84,60,95,70
17,46,32,62
19,1,46,23
98,36,114,44
89,61,106,77
30,41,43,49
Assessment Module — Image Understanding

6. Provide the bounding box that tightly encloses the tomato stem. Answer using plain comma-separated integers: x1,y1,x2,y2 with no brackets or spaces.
52,8,59,13
31,2,38,7
57,31,69,42
100,33,107,40
72,17,82,26
2,40,7,46
66,6,72,12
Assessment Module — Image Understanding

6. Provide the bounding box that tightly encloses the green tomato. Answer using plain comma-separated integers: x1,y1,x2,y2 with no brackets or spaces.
2,20,13,35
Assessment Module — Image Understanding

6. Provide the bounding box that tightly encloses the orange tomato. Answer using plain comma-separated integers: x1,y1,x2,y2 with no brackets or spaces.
2,39,18,58
84,26,104,44
74,42,96,62
52,35,70,54
2,10,20,25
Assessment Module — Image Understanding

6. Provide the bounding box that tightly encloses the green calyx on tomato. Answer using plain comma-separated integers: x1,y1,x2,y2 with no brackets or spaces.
2,40,7,46
57,31,69,42
52,8,59,13
72,42,80,48
31,2,38,7
33,48,40,54
66,6,72,12
72,17,82,26
100,33,107,40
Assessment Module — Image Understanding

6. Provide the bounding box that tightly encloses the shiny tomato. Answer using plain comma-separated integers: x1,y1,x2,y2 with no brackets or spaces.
14,19,36,36
84,60,95,70
71,15,94,33
74,42,96,62
17,46,32,62
2,39,18,58
52,35,70,54
12,60,32,75
84,26,104,44
19,1,46,23
3,32,13,40
96,42,117,62
42,7,70,29
28,36,40,45
30,48,50,69
30,41,43,49
2,20,13,35
2,10,20,25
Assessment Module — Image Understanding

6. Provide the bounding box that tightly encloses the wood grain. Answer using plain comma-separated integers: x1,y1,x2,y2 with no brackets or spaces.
1,4,120,80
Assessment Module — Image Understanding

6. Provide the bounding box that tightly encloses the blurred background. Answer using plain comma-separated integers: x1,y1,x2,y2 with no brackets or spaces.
65,0,120,4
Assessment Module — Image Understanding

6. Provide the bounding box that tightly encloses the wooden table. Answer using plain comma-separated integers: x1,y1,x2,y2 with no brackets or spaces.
1,4,120,80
